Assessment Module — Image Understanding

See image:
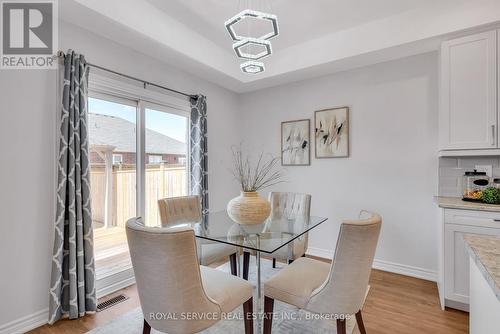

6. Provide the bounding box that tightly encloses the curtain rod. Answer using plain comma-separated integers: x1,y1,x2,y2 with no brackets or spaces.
56,51,198,100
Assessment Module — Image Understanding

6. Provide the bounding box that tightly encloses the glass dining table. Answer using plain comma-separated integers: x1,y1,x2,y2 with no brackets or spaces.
180,210,328,332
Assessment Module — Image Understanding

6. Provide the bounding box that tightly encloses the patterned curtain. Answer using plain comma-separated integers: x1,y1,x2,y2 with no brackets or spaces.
49,50,96,324
190,95,209,214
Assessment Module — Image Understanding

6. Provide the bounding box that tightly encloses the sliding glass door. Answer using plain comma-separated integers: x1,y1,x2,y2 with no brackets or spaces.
88,96,137,282
144,105,189,226
88,93,189,292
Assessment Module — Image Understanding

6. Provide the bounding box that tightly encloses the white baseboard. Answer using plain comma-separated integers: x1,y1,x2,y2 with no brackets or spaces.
306,247,335,260
0,270,136,334
0,308,48,334
306,247,438,282
372,259,438,282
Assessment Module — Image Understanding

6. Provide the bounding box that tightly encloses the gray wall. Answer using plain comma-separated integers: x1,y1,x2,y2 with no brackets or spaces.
0,69,58,332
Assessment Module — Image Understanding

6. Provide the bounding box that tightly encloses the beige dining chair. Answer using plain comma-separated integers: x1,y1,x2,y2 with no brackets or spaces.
262,211,381,334
242,192,311,280
126,218,254,334
158,195,239,275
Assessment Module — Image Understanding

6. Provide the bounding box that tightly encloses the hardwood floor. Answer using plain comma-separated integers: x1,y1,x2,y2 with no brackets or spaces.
29,258,468,334
29,284,141,334
362,270,467,334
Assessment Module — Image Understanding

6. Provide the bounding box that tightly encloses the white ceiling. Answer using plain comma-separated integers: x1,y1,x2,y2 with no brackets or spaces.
146,0,434,51
61,0,500,93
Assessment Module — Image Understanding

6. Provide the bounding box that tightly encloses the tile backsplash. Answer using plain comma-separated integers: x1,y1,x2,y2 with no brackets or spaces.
439,156,500,197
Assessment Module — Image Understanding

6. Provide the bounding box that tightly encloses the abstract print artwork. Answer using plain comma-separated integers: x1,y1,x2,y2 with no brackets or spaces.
281,119,310,166
315,107,349,158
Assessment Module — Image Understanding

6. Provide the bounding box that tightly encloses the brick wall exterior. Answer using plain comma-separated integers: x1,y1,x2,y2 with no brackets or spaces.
90,151,186,166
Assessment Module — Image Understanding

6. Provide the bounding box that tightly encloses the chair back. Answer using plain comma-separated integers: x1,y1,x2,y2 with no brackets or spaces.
268,192,311,258
158,195,202,226
126,218,220,334
269,192,311,219
306,211,381,316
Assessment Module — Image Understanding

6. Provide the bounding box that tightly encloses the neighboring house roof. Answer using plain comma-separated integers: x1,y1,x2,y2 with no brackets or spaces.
88,113,186,155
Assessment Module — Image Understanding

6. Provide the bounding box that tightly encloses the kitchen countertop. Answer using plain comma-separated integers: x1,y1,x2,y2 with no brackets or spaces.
464,234,500,303
435,196,500,212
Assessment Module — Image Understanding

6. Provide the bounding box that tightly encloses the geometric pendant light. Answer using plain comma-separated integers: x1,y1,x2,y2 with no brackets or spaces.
240,61,265,74
224,8,279,74
225,9,279,41
233,38,272,60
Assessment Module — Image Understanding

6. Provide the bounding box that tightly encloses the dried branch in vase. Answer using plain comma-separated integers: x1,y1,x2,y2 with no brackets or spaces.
231,146,285,192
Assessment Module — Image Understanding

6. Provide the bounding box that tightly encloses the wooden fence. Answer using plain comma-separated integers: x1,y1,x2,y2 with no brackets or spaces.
90,165,187,228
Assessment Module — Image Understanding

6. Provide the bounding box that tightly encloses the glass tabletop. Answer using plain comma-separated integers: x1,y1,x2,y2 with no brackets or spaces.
177,210,328,254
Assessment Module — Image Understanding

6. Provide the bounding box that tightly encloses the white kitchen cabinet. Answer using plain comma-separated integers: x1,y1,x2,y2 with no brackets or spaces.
439,30,498,150
442,209,500,311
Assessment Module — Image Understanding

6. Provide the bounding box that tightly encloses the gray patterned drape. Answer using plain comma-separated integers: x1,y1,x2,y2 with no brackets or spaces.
190,95,209,214
49,50,96,324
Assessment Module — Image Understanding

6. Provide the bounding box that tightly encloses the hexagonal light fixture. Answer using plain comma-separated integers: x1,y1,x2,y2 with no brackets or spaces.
240,61,265,74
224,9,279,41
233,37,272,60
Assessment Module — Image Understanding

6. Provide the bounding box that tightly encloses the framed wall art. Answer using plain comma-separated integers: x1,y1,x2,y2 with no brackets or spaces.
315,107,349,158
281,119,310,166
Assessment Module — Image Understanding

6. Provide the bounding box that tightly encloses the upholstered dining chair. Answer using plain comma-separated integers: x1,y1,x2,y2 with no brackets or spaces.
242,192,311,280
158,195,239,275
126,218,254,334
262,211,381,334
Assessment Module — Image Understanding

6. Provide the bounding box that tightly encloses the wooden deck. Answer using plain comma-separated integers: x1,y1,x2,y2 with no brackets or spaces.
94,227,131,280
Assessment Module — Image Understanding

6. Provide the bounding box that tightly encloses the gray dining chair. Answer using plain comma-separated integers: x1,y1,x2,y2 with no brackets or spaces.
242,192,311,280
158,195,239,275
126,218,254,334
262,211,382,334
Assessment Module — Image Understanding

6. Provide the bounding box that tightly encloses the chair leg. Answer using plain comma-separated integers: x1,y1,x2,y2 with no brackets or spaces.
263,296,274,334
355,310,367,334
143,319,151,334
243,297,254,334
243,251,250,280
336,318,346,334
272,258,276,268
230,253,238,276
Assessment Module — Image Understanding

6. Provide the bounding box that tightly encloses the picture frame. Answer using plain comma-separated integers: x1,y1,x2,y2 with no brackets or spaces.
314,106,349,158
281,119,311,166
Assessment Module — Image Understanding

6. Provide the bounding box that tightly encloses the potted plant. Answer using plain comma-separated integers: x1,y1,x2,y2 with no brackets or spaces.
227,146,284,225
482,187,500,204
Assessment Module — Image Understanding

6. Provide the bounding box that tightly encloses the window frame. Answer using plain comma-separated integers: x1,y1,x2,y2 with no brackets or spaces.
88,73,191,297
112,154,123,165
88,72,191,222
148,155,163,164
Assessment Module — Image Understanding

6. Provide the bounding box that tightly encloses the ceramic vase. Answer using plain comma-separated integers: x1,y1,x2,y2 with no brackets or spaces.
227,191,271,225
